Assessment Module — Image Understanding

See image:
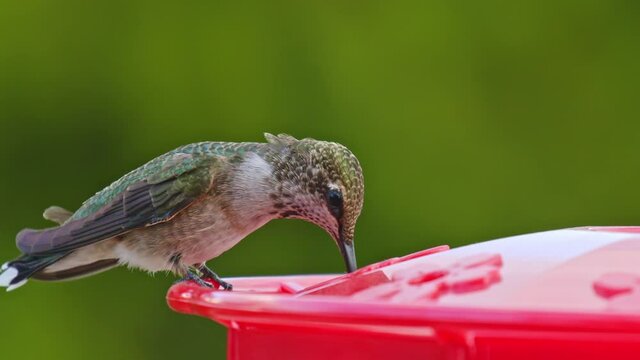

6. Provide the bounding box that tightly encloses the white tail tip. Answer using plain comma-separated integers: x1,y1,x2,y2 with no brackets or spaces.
0,266,24,291
0,267,18,287
7,279,27,291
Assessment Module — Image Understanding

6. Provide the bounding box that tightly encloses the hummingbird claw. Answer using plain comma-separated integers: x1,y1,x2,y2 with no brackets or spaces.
175,270,214,288
198,264,233,291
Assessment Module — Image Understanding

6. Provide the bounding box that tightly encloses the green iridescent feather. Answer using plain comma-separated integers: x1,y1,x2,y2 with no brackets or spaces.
70,141,262,221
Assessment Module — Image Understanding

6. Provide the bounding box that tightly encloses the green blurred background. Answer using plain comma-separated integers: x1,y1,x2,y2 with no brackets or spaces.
1,0,640,358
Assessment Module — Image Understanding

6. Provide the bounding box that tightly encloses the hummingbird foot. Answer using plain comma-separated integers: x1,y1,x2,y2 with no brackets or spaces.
198,264,233,291
174,270,214,288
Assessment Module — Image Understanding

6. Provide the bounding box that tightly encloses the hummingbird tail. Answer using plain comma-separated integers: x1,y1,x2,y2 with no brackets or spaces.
0,254,66,291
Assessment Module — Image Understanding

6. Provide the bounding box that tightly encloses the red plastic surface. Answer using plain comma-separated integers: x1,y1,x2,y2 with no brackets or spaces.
168,227,640,360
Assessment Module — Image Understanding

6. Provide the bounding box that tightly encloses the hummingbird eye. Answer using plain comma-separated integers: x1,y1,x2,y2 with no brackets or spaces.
326,188,344,219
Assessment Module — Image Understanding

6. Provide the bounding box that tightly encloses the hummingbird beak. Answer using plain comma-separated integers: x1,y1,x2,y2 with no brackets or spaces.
337,225,357,273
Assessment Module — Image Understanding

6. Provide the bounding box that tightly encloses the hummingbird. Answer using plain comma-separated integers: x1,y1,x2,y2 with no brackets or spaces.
0,134,364,291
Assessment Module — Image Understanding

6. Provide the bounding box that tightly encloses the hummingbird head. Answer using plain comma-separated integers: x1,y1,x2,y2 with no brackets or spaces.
264,133,365,273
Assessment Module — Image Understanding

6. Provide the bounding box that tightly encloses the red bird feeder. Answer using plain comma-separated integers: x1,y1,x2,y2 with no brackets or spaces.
167,227,640,360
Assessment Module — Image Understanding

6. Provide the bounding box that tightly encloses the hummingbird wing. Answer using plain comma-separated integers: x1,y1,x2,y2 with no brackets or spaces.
16,153,218,255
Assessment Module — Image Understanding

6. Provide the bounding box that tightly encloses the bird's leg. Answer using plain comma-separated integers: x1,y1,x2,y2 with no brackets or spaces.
174,268,214,288
171,255,213,288
197,263,233,291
